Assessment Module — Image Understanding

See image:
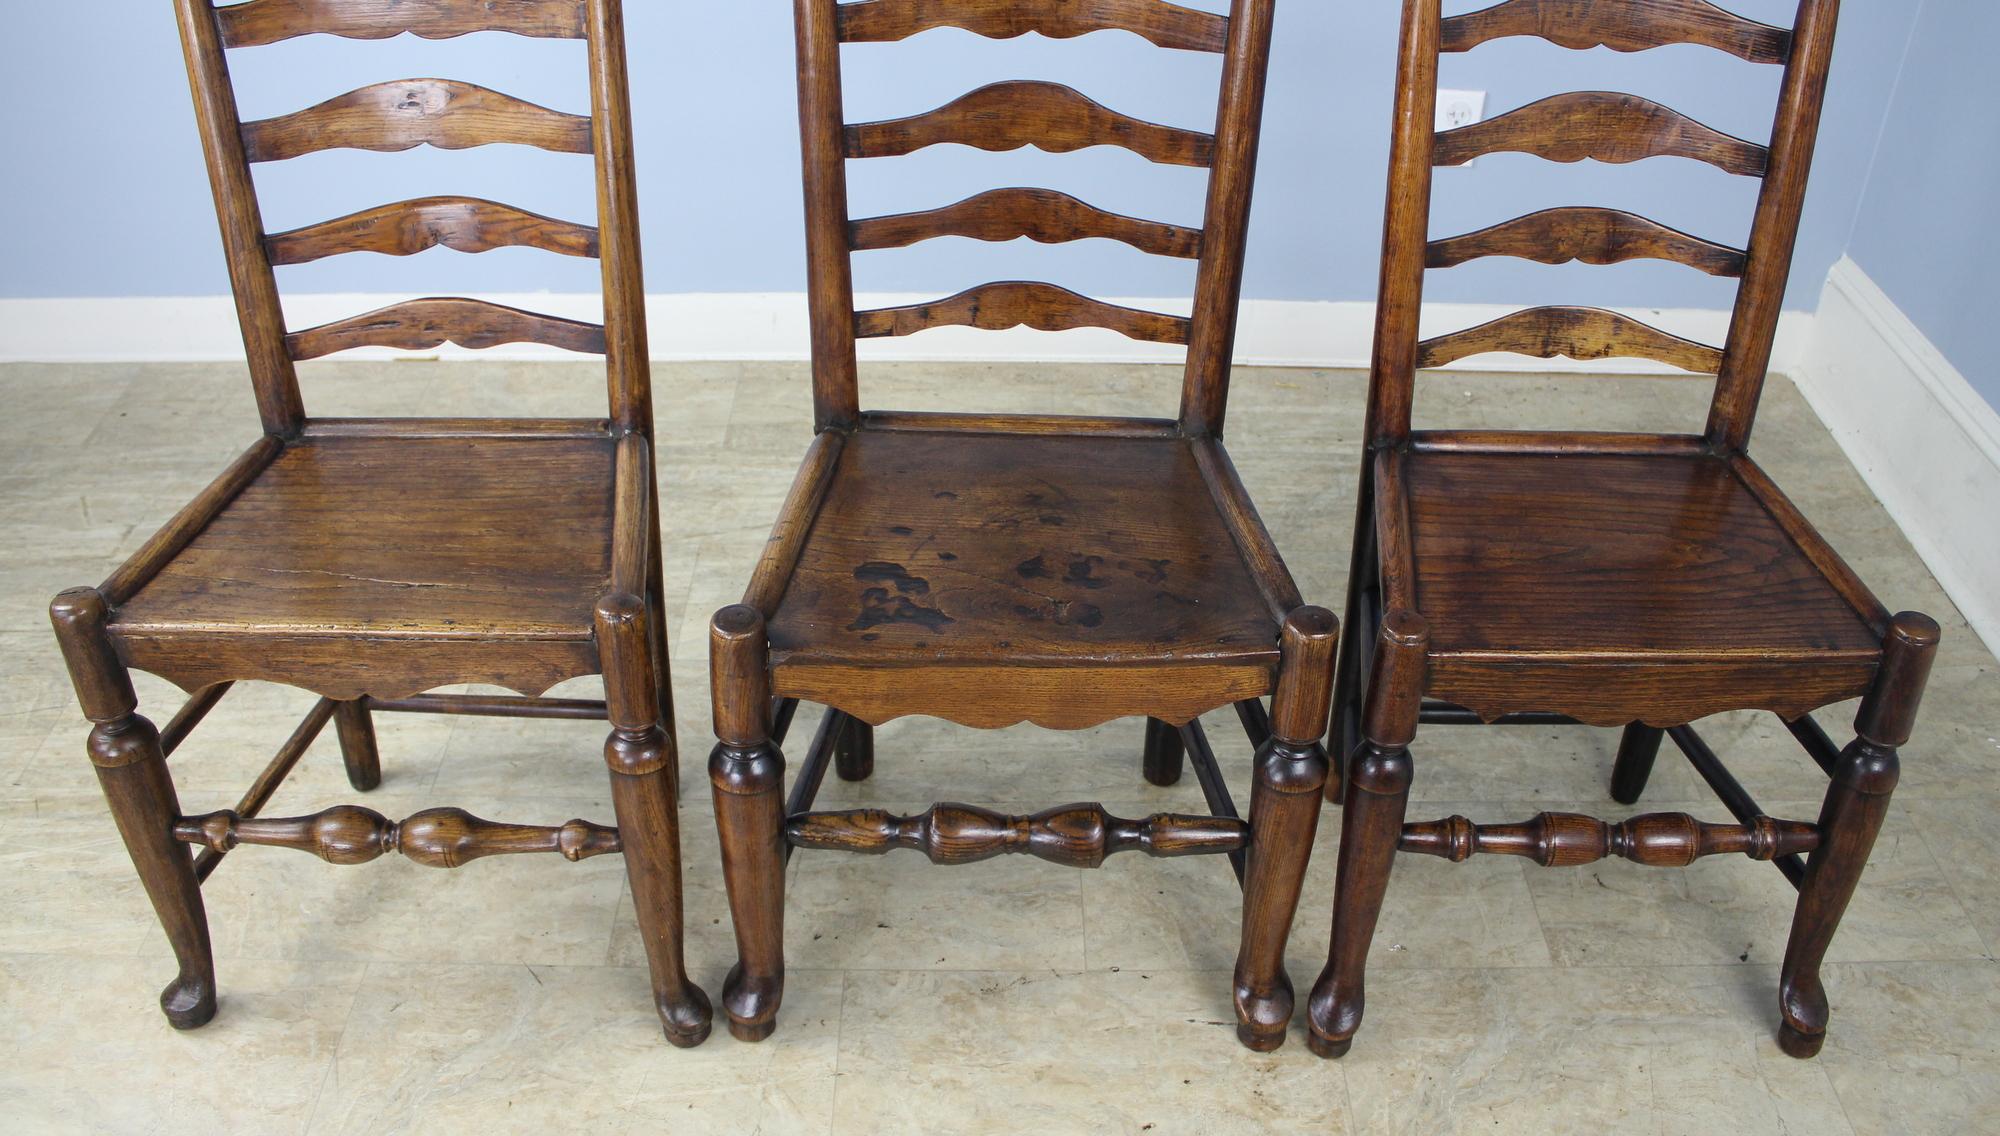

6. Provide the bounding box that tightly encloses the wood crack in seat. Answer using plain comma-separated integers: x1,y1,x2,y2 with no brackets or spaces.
47,0,709,1047
706,0,1337,1053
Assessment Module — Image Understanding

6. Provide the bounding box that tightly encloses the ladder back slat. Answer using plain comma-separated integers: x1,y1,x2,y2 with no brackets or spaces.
853,281,1192,344
285,297,607,360
1440,0,1791,64
848,187,1202,258
1433,91,1768,177
843,80,1216,167
1425,206,1746,277
1416,305,1724,374
834,0,1229,53
216,0,588,47
264,196,600,265
240,78,593,162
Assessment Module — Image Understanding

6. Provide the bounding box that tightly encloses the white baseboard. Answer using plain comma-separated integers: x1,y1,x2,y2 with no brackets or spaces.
1795,257,2000,659
0,292,1813,376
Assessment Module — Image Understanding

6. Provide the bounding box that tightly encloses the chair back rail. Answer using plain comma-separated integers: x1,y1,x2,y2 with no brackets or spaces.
835,0,1230,51
1368,0,1839,450
174,0,651,434
794,0,1275,436
215,0,589,46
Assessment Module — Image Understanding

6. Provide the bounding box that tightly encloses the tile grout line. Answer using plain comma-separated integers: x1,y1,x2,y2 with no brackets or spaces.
1904,798,2000,961
826,967,849,1136
298,958,372,1136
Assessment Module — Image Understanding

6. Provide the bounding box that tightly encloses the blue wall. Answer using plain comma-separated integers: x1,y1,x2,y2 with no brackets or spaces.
0,1,1958,350
1843,0,2000,406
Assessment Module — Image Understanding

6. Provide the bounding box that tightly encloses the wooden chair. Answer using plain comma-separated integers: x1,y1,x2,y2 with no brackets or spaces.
46,0,710,1046
707,0,1337,1051
1307,0,1940,1061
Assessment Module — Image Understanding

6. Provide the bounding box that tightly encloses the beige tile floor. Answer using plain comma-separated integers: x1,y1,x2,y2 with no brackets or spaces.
1,359,1996,1134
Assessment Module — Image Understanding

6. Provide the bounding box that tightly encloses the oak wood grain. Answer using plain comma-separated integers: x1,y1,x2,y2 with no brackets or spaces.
113,434,615,642
787,802,1247,866
264,196,600,265
176,805,622,868
240,78,592,162
1440,0,1791,64
1400,811,1820,867
1433,91,1768,176
285,297,607,360
1425,207,1745,277
1416,306,1724,374
844,80,1216,167
216,0,587,46
849,187,1202,258
765,428,1279,670
835,0,1229,52
853,281,1191,344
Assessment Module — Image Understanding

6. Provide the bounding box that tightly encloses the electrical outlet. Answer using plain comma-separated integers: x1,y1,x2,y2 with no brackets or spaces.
1436,88,1487,165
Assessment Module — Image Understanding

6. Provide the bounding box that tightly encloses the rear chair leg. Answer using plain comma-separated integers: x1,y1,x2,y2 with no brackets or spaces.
1233,608,1336,1051
835,719,874,782
333,699,381,791
598,593,712,1047
51,587,216,1029
709,605,788,1041
1778,612,1938,1058
1308,610,1428,1058
1610,724,1664,805
1142,717,1184,786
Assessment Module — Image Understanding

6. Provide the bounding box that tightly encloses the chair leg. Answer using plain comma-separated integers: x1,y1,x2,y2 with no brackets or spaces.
1142,717,1184,786
333,699,382,791
51,588,216,1030
1609,724,1664,805
1308,610,1428,1059
1233,608,1336,1051
607,733,713,1047
1326,473,1376,803
835,718,874,782
598,592,711,1047
708,605,788,1042
1778,612,1937,1058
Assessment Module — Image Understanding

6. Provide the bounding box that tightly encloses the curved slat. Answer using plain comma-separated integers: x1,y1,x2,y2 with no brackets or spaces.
241,79,592,163
1425,207,1745,277
844,80,1215,168
1440,0,1791,64
853,281,1191,344
848,187,1201,258
265,196,600,265
1416,306,1723,373
835,0,1228,53
286,297,607,360
1433,92,1767,177
216,0,587,47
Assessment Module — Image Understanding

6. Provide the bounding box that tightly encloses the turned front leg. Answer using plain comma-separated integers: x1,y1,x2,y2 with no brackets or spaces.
52,587,217,1030
1308,610,1427,1058
1778,612,1937,1058
709,605,789,1042
598,593,712,1047
1234,608,1337,1051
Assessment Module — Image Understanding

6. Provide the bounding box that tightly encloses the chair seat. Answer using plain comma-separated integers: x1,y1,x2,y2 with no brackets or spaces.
1390,442,1888,725
110,431,618,698
762,424,1290,728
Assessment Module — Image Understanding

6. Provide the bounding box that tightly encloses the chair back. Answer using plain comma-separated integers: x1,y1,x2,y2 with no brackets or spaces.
793,0,1278,436
1368,0,1840,450
175,0,653,435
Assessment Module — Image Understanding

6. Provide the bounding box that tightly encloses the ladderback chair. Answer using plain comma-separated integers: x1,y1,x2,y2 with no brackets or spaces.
1307,0,1939,1060
707,0,1338,1050
47,0,711,1045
